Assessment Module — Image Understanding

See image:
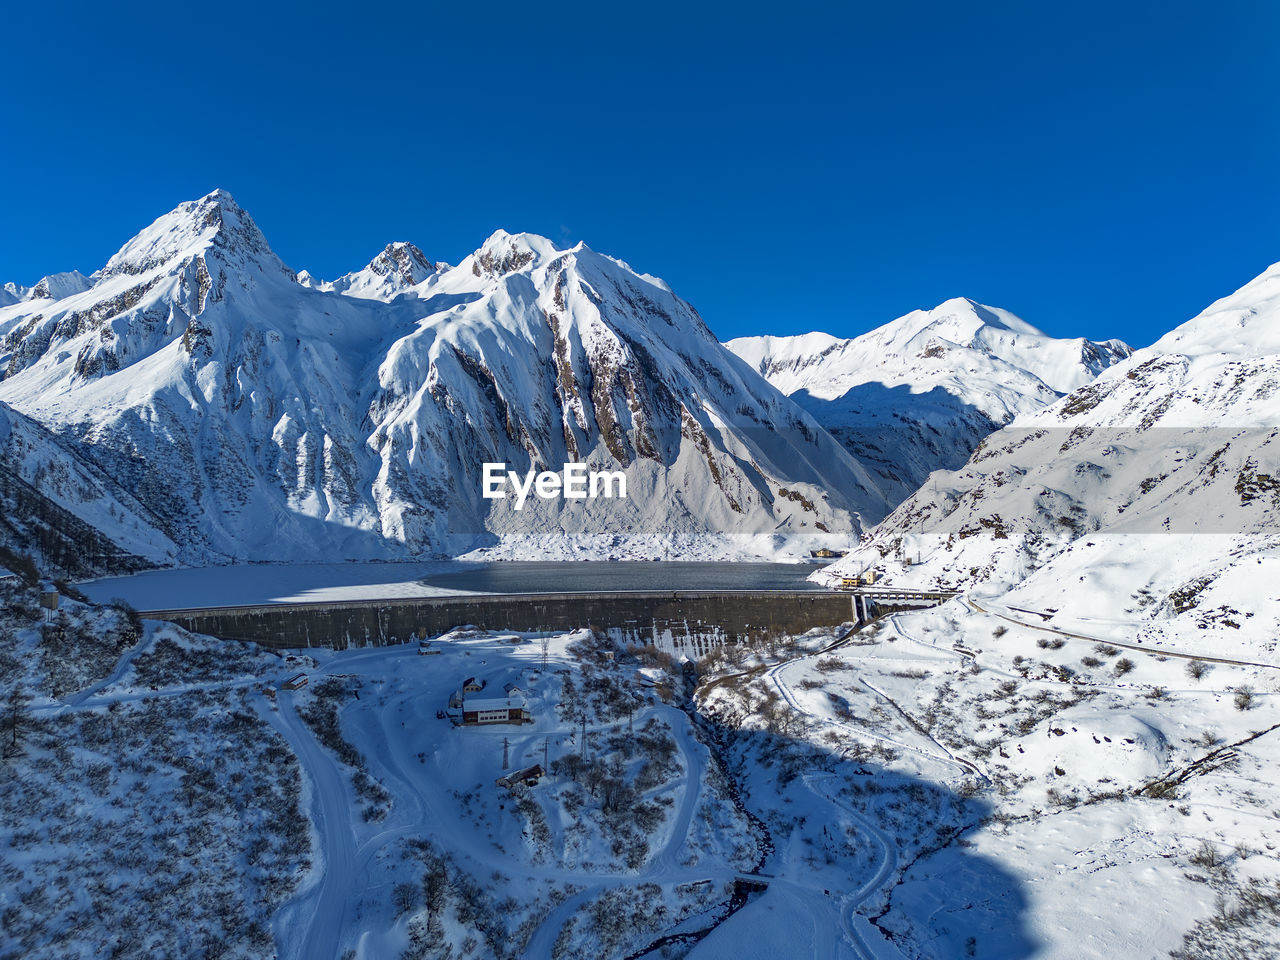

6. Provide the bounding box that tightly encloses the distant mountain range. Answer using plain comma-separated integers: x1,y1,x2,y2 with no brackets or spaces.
726,300,1131,506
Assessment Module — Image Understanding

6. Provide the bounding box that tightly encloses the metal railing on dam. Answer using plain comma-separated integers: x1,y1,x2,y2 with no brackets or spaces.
141,588,958,651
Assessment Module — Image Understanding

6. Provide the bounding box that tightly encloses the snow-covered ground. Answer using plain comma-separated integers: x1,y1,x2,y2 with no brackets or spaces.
7,563,1279,958
696,601,1280,958
0,581,310,959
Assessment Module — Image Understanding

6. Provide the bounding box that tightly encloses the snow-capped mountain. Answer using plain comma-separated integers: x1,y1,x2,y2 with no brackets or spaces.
297,241,440,300
0,270,95,307
727,300,1131,505
820,261,1280,633
0,190,885,564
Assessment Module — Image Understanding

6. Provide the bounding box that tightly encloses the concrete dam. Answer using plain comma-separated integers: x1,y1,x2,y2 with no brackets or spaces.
142,588,957,652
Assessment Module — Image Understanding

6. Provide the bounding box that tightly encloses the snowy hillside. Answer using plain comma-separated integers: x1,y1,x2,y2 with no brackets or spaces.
819,260,1280,625
0,400,176,576
0,578,311,957
727,299,1131,505
0,191,883,564
780,263,1280,959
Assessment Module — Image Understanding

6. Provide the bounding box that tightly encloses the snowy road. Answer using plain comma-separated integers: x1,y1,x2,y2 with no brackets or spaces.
254,690,359,960
766,649,968,779
740,622,991,959
807,773,905,960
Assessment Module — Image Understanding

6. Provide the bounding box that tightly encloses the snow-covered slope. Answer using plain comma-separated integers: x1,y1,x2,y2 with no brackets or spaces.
821,261,1280,633
727,299,1131,505
0,191,884,563
804,266,1280,959
0,400,177,575
363,227,889,556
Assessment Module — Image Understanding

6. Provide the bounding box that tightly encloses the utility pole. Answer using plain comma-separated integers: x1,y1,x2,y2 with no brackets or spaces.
580,713,587,761
543,736,549,773
502,736,509,770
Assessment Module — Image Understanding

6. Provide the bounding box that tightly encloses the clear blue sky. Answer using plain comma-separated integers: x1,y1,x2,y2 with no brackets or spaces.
2,1,1276,348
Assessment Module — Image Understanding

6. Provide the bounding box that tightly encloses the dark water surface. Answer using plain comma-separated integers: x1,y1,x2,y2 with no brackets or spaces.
83,559,834,611
420,560,831,594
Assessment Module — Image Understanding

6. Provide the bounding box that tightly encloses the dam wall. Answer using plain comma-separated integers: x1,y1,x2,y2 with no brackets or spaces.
144,590,868,651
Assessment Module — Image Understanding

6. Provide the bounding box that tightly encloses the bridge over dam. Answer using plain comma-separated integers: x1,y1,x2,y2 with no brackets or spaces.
141,588,958,653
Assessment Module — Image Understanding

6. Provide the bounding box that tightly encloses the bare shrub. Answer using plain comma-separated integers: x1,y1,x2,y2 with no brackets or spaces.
1189,839,1225,870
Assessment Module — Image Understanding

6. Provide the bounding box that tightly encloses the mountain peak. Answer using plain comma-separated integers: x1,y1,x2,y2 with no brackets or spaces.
895,297,1046,346
368,241,436,281
726,298,1131,414
0,271,94,305
101,189,281,279
29,270,95,301
318,241,439,300
471,230,562,278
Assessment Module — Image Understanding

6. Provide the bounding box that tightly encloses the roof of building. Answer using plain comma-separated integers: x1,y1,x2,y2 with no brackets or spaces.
464,696,527,712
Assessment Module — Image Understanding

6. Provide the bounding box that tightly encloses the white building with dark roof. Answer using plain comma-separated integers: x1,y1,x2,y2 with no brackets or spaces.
462,688,529,725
